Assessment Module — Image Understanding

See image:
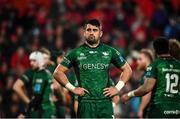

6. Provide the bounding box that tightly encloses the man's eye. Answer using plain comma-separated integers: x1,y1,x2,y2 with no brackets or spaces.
87,29,91,31
93,29,98,32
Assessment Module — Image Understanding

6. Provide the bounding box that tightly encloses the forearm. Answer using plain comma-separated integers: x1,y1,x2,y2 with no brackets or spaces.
139,92,152,111
13,82,30,104
16,88,30,104
128,85,149,97
129,78,156,97
115,63,132,91
53,68,76,92
120,64,132,83
53,70,69,86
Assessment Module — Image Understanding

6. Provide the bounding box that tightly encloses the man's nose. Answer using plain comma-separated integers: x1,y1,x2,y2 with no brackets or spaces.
89,31,94,35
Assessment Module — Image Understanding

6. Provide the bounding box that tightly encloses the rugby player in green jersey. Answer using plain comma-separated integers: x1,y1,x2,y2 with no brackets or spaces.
13,64,35,105
40,48,66,118
136,49,154,118
13,54,36,118
25,51,55,118
121,37,180,118
53,19,132,118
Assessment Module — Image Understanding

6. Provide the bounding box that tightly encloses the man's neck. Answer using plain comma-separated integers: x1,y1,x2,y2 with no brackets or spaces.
37,67,44,71
85,40,100,48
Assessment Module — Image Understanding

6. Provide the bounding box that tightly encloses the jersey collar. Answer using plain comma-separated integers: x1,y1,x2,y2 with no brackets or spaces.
84,42,102,49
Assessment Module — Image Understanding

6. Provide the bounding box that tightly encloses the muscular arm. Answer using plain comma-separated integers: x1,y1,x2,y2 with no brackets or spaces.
138,91,152,118
119,62,132,83
139,91,152,111
134,78,156,96
121,78,156,103
13,79,30,104
104,63,132,97
53,64,89,96
53,64,69,86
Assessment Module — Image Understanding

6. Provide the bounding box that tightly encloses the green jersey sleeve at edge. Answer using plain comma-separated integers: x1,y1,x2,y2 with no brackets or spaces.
61,49,76,69
20,69,33,84
111,47,126,68
145,61,157,80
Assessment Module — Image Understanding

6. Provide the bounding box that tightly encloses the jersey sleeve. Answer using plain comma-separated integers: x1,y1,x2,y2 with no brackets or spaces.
20,70,33,84
111,48,126,68
107,79,115,87
144,62,157,79
61,50,76,68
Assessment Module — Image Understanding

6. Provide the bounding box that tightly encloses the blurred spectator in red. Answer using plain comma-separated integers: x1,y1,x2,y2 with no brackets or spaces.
36,6,48,26
170,0,180,14
135,0,154,20
10,47,30,76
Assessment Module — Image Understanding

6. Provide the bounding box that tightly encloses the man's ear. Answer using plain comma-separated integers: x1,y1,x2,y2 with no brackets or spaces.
83,29,86,37
100,31,103,38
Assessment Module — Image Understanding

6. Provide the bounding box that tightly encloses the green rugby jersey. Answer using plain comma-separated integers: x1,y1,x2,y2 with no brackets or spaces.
145,56,180,105
20,69,35,85
20,69,35,97
32,69,55,108
61,43,126,101
47,64,56,74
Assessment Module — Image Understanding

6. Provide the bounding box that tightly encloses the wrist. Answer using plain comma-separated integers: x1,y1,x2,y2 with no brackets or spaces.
65,82,76,92
127,90,135,97
115,80,125,91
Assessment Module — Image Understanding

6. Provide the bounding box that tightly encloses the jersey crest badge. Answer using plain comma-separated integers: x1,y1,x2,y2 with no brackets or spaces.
102,52,109,56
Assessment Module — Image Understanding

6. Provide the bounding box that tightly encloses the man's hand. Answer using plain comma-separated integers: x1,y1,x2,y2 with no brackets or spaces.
103,87,119,97
72,87,89,96
121,93,131,103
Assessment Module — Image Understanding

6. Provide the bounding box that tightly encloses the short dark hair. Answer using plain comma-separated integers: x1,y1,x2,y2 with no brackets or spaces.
153,37,169,55
84,19,101,28
140,49,154,62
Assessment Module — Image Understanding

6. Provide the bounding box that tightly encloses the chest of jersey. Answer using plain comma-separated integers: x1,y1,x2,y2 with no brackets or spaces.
75,50,112,71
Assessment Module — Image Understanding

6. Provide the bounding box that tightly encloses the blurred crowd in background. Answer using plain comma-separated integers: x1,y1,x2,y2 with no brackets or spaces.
0,0,179,118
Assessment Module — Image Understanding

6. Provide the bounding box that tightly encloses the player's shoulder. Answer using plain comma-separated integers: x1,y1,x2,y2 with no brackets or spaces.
172,57,180,63
153,58,161,63
101,43,113,49
41,69,52,81
172,58,180,67
147,59,159,70
66,44,85,55
44,69,52,76
24,68,35,75
101,43,119,52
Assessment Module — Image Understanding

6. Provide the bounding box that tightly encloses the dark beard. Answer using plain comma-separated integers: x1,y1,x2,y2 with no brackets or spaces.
86,39,97,45
86,36,98,45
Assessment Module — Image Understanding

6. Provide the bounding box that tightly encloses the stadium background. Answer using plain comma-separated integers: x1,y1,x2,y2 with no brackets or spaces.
0,0,179,118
